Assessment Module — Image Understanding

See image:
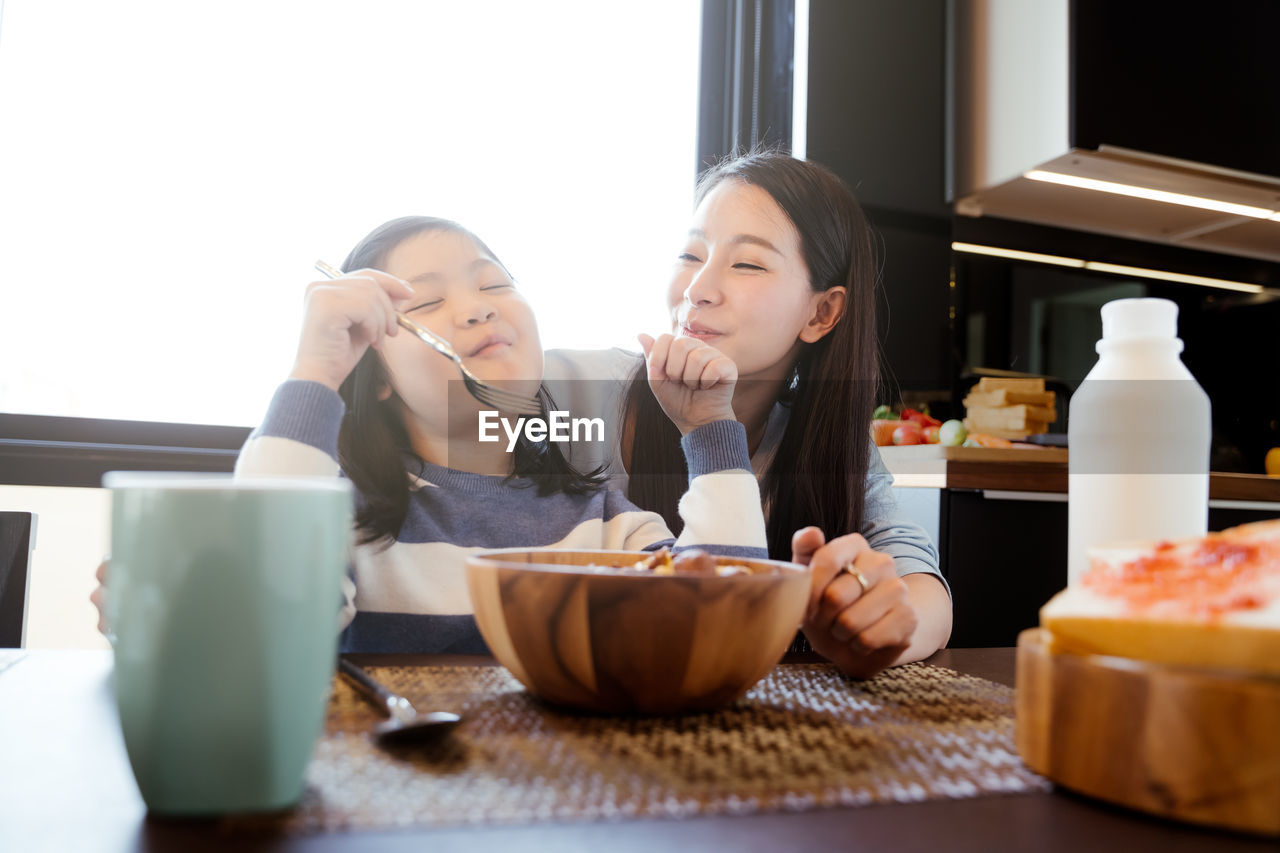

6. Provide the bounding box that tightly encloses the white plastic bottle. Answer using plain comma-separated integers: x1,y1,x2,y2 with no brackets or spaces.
1066,298,1211,584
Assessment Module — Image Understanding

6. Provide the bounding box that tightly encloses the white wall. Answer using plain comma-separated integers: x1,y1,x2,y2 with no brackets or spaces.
0,485,111,649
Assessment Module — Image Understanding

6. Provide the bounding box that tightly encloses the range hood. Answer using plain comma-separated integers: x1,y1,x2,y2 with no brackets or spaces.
947,0,1280,265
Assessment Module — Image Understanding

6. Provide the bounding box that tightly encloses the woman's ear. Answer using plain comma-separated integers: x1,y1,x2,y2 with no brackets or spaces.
377,383,394,402
799,287,847,343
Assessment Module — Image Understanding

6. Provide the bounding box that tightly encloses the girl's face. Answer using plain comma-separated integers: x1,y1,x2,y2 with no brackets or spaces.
667,180,844,383
378,229,542,421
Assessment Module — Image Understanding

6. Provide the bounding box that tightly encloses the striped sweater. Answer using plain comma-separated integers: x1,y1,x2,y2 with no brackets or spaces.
235,380,768,654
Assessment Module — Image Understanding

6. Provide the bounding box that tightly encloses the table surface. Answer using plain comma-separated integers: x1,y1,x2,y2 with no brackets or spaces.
1,648,1274,853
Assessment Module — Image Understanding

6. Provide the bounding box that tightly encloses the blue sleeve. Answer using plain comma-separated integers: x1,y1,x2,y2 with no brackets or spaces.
669,420,769,559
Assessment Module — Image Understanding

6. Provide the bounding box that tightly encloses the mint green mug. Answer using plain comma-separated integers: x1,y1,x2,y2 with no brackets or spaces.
105,472,352,815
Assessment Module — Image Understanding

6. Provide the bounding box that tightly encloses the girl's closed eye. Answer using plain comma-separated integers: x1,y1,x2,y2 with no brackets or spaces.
406,299,443,313
480,282,513,292
678,251,703,263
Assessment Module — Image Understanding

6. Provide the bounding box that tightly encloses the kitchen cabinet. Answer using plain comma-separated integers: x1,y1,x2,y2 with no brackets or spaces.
805,0,952,390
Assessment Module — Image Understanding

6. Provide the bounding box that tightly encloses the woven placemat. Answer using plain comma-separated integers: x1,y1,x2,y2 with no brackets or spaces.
226,662,1048,835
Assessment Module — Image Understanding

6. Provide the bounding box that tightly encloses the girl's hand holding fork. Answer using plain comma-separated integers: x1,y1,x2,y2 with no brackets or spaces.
289,269,417,392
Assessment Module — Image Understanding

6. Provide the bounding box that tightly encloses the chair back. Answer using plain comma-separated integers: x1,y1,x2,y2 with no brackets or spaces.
0,512,36,648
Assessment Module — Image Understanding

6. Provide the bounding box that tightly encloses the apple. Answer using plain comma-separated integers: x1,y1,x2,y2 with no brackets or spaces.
892,422,925,446
938,419,968,447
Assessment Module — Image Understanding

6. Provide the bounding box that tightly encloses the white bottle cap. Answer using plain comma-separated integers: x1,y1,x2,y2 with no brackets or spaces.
1100,297,1179,341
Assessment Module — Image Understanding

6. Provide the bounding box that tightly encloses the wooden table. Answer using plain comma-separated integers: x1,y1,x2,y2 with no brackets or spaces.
1,649,1274,852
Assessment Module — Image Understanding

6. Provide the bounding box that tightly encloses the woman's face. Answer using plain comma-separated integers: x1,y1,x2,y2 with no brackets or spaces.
378,229,542,419
667,180,839,382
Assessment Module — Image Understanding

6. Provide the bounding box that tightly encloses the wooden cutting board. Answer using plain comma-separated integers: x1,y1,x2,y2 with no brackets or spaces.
1015,628,1280,836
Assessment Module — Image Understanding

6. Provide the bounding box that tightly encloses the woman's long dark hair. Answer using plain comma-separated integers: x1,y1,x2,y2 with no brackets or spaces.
624,153,880,560
337,216,605,545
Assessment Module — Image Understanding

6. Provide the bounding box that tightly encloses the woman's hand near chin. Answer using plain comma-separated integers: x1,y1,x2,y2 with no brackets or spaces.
792,526,950,679
637,332,737,434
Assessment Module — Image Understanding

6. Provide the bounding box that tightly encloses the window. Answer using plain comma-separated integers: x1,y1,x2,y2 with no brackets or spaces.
0,1,700,427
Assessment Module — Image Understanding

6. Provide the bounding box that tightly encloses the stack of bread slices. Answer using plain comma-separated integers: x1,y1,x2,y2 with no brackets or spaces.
962,377,1057,440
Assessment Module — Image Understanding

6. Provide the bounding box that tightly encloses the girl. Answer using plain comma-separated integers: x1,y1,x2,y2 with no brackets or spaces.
546,152,952,677
233,215,770,653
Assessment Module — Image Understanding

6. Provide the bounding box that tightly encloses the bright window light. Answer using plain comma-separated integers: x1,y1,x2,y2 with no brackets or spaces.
791,0,809,160
0,1,700,426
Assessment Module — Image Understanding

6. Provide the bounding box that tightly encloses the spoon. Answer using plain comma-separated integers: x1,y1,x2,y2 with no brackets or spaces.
338,658,462,745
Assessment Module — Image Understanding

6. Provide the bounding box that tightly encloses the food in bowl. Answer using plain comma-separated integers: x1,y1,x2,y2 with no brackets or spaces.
465,548,810,714
1039,519,1280,674
587,547,765,577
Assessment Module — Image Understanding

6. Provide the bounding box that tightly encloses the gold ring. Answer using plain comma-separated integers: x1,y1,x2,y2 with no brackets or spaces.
842,562,871,594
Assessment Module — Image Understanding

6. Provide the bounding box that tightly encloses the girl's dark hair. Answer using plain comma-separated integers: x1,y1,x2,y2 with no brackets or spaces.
337,215,605,545
623,152,880,560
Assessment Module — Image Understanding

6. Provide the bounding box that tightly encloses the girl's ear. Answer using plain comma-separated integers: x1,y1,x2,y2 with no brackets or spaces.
799,286,847,343
377,383,394,402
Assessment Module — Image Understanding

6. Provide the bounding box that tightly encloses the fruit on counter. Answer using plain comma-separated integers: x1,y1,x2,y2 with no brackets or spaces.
1267,447,1280,477
891,422,925,445
900,407,942,429
938,419,967,446
871,419,901,446
962,432,1014,449
870,404,950,446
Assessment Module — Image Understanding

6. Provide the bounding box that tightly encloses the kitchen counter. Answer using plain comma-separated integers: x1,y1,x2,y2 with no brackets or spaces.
879,445,1280,503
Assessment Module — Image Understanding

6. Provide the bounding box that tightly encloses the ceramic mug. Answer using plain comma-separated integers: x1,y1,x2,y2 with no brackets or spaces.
104,472,351,815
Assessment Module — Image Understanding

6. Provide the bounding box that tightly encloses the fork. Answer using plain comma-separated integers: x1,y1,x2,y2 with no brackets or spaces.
314,260,542,416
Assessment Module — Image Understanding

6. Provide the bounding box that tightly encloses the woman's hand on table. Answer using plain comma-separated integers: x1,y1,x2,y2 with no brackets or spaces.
637,333,737,434
792,527,917,679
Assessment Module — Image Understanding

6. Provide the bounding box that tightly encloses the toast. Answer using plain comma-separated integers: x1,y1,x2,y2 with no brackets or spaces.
1040,519,1280,675
964,388,1057,408
962,402,1057,427
962,419,1048,439
976,376,1045,393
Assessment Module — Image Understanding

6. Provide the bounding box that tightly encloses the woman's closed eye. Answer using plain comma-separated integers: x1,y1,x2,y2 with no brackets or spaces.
406,299,443,313
480,282,513,292
733,261,767,271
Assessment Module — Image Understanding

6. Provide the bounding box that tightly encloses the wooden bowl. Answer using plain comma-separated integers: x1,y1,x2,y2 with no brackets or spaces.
465,549,810,714
1016,628,1280,836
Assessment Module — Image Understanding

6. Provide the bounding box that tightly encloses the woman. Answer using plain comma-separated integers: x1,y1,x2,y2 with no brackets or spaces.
545,151,951,677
